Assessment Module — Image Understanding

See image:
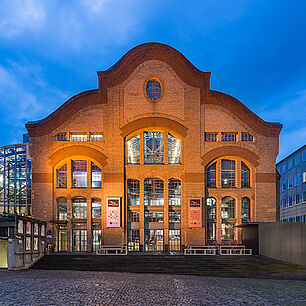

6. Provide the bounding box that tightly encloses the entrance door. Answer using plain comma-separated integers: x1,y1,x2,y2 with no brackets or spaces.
0,240,8,268
169,229,180,252
145,229,163,252
73,229,87,252
58,230,67,252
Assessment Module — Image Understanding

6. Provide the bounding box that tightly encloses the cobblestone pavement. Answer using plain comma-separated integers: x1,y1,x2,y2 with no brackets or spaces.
0,270,305,305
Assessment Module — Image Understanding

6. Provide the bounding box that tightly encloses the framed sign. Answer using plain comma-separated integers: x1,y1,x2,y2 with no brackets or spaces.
106,197,121,227
26,222,31,235
188,198,202,228
17,220,24,234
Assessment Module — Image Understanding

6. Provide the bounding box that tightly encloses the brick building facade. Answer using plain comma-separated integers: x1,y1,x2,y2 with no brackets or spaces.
26,43,282,252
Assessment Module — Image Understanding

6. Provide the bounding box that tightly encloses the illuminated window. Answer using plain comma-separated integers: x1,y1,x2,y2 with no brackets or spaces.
127,179,140,206
146,79,161,101
144,178,164,206
89,132,104,142
56,164,67,188
72,160,87,188
221,196,235,219
91,162,101,188
241,197,250,222
221,223,235,240
241,162,250,188
53,132,67,141
168,134,181,164
57,197,67,220
72,197,87,219
207,222,216,240
126,135,140,164
206,162,216,188
207,197,216,219
169,211,180,223
144,132,164,164
70,132,87,142
91,198,101,218
241,132,254,142
145,212,164,223
128,211,139,223
205,132,218,142
168,179,181,206
221,160,235,188
221,132,237,142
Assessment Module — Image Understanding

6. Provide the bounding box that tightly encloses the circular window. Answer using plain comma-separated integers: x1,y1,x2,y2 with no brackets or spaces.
146,79,161,101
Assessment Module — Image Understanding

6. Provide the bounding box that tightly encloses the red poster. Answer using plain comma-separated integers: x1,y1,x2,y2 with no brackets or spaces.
188,198,202,227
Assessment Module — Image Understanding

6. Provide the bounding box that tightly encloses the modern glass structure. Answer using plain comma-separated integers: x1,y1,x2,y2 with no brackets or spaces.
0,143,32,216
277,145,306,222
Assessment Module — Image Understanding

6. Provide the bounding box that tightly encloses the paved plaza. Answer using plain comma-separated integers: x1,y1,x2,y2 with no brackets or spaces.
0,270,305,305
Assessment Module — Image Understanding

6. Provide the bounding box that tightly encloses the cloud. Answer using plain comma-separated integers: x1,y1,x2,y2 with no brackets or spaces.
0,0,45,38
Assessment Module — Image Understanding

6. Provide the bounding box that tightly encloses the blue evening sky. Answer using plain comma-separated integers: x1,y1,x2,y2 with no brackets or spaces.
0,0,305,161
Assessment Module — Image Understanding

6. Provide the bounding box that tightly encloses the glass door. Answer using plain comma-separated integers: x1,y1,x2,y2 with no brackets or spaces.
145,229,163,251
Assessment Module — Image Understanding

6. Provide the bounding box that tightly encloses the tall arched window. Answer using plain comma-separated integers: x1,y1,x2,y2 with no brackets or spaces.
56,164,67,188
144,132,164,164
126,135,140,164
168,179,181,205
168,134,181,164
241,162,250,188
72,160,87,188
241,197,250,222
57,197,67,220
144,178,164,205
206,162,216,188
221,196,235,219
127,179,140,206
91,198,101,218
91,162,102,188
206,197,216,240
221,160,235,188
72,197,87,219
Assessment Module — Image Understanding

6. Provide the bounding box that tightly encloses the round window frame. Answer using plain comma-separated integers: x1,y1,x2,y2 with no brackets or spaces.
144,76,164,103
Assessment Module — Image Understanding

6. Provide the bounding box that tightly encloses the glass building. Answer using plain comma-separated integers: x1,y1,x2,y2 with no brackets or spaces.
0,143,32,216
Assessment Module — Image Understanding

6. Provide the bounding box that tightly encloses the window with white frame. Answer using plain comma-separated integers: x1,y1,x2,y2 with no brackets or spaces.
288,177,293,189
70,132,87,142
303,191,306,203
295,174,300,186
288,196,293,206
282,181,286,191
296,194,300,205
295,155,300,166
303,172,306,183
288,160,293,170
282,198,286,208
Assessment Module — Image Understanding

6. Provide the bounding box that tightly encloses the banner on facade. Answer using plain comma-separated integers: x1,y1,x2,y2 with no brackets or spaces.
106,197,121,227
188,198,202,228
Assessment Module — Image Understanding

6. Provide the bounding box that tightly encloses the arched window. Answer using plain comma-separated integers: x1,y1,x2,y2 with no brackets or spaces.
91,198,101,218
241,162,250,188
72,197,87,219
168,134,181,164
72,160,87,188
126,135,140,164
144,132,164,164
241,197,250,221
57,197,67,220
207,197,216,219
221,196,235,219
206,162,216,188
91,162,102,188
56,164,67,188
127,179,140,206
221,160,235,188
168,179,181,205
144,178,164,205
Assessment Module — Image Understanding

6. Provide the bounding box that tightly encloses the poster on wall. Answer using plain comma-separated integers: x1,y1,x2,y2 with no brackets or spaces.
106,197,121,227
188,198,202,228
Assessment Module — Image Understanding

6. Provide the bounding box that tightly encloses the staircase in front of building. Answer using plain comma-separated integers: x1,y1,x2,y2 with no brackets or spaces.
31,254,306,280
